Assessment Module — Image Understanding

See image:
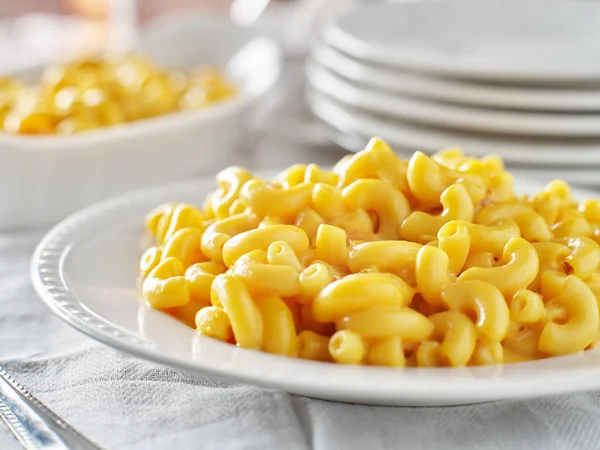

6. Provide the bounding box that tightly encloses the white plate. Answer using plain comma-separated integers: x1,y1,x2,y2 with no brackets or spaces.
0,15,282,231
311,41,600,112
322,0,600,84
30,176,600,406
306,87,600,169
306,61,600,138
320,124,600,188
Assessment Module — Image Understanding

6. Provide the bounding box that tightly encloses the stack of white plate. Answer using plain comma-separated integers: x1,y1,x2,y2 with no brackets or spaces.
306,0,600,187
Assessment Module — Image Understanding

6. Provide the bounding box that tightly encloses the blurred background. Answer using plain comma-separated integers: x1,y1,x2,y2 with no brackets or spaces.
5,0,600,231
0,0,340,71
0,0,357,230
0,0,347,148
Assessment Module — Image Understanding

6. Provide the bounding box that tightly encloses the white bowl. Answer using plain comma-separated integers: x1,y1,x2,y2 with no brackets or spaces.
0,15,282,231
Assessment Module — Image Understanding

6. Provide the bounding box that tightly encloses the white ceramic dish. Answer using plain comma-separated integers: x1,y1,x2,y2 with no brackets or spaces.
306,61,600,138
311,41,600,112
322,0,600,84
305,87,600,169
30,174,600,406
0,15,281,231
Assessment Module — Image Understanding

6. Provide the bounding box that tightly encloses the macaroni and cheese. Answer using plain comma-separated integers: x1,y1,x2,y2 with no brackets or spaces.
0,54,236,135
139,137,600,367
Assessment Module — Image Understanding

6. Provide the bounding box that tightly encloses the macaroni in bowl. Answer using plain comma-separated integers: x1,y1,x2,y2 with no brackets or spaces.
0,54,236,135
139,137,600,367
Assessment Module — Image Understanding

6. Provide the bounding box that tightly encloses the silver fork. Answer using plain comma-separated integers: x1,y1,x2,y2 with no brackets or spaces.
0,366,103,450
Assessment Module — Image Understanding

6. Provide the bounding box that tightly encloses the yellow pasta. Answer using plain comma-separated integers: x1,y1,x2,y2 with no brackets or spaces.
443,219,520,257
488,172,515,203
201,213,260,263
538,276,599,355
240,180,313,221
138,136,600,368
561,237,600,279
210,274,263,349
305,163,338,185
210,167,254,220
368,337,406,367
400,183,474,243
0,54,237,135
297,330,332,362
139,246,163,279
553,217,593,239
312,273,411,322
429,311,477,367
530,242,571,291
415,341,442,367
441,280,509,342
581,199,600,224
162,227,205,268
255,296,297,357
476,202,552,242
230,250,299,297
416,246,453,306
161,204,205,244
267,241,303,272
458,237,539,298
221,225,309,268
540,270,568,299
275,164,307,188
348,240,421,286
145,202,178,240
298,262,339,305
335,307,432,341
338,137,408,193
195,306,233,342
330,209,374,241
529,191,561,226
437,221,470,275
328,330,366,364
342,179,410,239
314,224,349,271
470,339,504,366
185,261,225,305
295,207,325,245
312,183,343,220
407,151,452,207
143,257,189,309
509,290,545,324
300,305,335,336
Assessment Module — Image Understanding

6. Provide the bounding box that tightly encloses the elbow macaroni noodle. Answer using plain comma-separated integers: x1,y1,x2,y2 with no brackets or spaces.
139,137,600,367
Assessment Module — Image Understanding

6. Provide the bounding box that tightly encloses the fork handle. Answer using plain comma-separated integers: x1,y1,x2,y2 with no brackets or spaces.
0,373,68,449
0,367,103,450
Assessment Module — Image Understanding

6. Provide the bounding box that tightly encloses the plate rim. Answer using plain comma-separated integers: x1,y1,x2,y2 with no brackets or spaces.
322,0,600,84
310,40,600,112
29,175,600,406
305,61,600,138
305,86,600,168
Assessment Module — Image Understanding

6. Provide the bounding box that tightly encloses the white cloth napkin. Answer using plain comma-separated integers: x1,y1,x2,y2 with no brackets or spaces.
3,229,600,450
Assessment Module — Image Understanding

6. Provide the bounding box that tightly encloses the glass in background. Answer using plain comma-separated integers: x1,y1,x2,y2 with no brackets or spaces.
0,0,139,72
0,0,370,74
139,0,362,57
